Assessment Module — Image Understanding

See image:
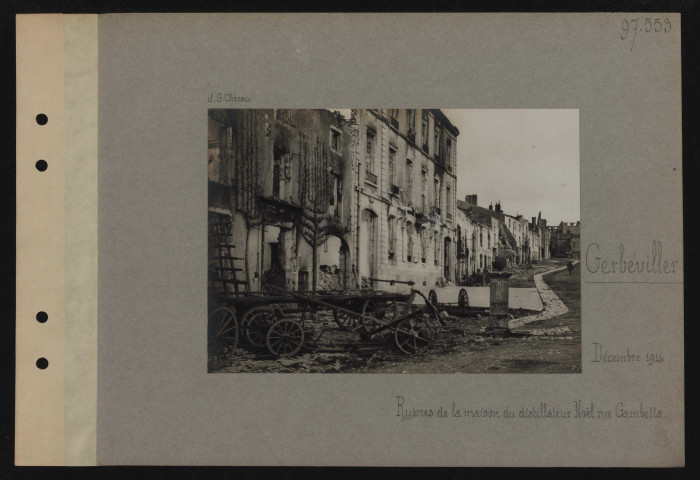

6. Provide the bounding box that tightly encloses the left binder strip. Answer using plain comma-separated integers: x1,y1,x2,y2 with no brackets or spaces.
16,14,98,466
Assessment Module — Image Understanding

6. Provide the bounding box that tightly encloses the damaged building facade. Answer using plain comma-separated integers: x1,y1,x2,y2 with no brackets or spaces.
208,109,351,292
208,108,459,293
455,198,499,282
346,109,459,291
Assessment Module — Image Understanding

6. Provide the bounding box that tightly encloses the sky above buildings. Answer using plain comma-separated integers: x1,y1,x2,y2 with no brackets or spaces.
332,108,580,224
443,109,580,225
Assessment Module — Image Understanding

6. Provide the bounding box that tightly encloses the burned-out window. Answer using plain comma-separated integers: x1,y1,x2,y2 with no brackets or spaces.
421,169,428,213
446,137,452,170
406,159,413,204
272,148,287,199
272,158,281,198
445,186,451,217
366,128,376,176
421,112,429,149
389,109,399,129
274,109,291,124
406,109,415,134
388,216,396,260
329,173,342,217
407,222,414,262
389,148,396,184
434,237,439,266
330,127,342,153
434,178,440,210
434,128,440,157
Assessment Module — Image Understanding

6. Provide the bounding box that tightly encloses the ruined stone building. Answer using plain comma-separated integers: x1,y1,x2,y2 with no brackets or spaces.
548,221,581,257
503,214,529,263
208,108,460,293
528,213,550,262
208,109,351,292
455,198,499,281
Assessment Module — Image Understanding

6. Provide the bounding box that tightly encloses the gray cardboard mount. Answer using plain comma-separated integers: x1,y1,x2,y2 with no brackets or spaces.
96,13,683,466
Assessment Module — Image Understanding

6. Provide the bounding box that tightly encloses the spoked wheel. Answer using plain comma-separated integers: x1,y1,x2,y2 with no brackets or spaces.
394,313,436,355
208,306,239,371
428,289,438,308
266,319,305,358
458,288,469,309
244,307,277,347
333,302,362,331
361,298,397,330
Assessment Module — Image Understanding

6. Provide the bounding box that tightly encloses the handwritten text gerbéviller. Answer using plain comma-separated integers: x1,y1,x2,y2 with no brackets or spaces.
585,240,679,275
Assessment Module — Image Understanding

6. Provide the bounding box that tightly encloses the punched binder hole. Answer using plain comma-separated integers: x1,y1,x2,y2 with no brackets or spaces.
35,160,48,172
35,114,48,125
36,311,48,323
36,358,49,369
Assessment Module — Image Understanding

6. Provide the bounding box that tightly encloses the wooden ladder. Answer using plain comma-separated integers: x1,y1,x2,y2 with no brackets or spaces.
209,213,249,298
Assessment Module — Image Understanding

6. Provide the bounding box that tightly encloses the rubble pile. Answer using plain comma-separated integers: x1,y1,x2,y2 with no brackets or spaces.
503,262,534,275
504,259,567,282
317,266,342,291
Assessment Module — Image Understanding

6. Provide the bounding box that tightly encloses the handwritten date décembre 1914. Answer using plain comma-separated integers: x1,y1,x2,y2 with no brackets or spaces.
621,18,671,51
592,343,663,366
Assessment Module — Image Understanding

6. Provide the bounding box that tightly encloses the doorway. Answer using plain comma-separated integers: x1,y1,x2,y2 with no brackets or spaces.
359,209,378,282
443,237,451,281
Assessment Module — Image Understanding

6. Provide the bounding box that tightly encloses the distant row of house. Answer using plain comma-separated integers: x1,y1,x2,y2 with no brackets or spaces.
454,195,552,283
208,108,579,293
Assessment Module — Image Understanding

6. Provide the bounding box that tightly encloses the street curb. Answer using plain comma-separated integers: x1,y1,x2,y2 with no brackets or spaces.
534,259,580,307
508,260,579,329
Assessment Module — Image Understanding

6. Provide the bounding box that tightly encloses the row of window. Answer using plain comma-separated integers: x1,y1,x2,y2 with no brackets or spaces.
277,109,453,169
368,111,453,166
388,110,453,160
366,129,453,217
386,219,445,265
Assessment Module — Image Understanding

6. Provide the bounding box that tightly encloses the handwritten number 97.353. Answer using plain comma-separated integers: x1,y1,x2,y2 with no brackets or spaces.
622,18,671,51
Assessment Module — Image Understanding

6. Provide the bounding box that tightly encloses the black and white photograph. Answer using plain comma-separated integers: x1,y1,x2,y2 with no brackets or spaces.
12,10,684,467
207,108,580,373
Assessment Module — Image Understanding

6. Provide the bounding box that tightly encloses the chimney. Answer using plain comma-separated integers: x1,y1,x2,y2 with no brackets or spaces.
532,217,536,226
495,202,501,213
489,203,493,210
465,194,478,206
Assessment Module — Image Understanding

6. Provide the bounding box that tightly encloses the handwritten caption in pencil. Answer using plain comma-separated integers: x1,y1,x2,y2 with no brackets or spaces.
395,396,662,421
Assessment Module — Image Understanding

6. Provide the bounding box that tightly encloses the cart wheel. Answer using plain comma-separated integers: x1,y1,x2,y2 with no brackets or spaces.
428,289,438,307
394,314,436,355
266,319,305,358
208,306,238,371
333,303,362,331
244,307,277,347
362,298,397,329
458,288,469,308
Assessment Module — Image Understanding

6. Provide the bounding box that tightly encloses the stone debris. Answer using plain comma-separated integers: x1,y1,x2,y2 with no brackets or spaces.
213,261,578,373
317,267,342,291
528,326,571,336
